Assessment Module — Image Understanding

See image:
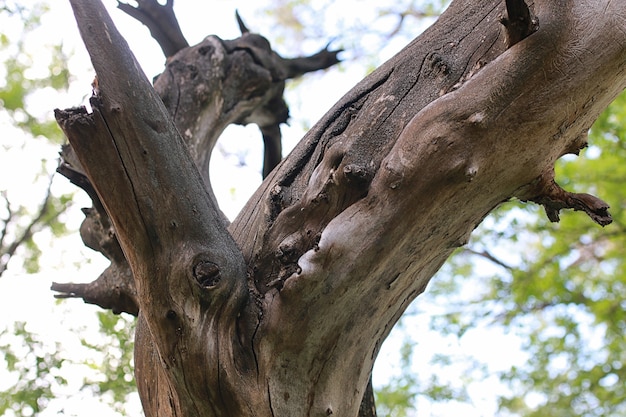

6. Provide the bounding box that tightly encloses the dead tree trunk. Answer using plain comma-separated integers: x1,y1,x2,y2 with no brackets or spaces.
53,0,625,416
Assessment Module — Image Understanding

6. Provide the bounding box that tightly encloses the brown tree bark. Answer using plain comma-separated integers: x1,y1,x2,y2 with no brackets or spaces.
53,0,625,416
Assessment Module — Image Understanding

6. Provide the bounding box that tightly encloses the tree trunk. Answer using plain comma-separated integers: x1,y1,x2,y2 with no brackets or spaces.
54,0,625,416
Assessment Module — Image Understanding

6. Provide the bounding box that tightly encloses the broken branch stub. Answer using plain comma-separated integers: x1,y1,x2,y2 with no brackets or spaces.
524,170,612,226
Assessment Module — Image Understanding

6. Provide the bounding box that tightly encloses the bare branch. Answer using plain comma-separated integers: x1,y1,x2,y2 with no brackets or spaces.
117,0,188,58
260,124,282,179
0,190,12,251
51,262,138,316
235,10,250,34
282,44,343,79
0,174,59,277
523,169,612,226
462,247,514,271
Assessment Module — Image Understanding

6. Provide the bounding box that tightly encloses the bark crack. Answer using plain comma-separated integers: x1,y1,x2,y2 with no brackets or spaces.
250,311,262,381
276,66,394,191
267,383,276,417
91,96,159,258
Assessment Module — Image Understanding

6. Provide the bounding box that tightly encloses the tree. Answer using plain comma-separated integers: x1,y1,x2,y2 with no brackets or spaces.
49,0,625,416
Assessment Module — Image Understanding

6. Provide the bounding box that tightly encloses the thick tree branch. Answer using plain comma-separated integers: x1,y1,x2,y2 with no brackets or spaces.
229,1,625,415
57,0,252,414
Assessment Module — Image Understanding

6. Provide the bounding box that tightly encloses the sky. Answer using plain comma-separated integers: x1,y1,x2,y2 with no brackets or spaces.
0,1,528,416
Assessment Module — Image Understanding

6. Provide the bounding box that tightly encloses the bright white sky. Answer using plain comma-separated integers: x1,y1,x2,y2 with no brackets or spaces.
0,1,528,416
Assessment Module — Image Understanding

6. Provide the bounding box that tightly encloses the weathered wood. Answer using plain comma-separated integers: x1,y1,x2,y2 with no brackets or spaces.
54,0,626,416
58,1,252,415
230,0,625,415
53,5,342,314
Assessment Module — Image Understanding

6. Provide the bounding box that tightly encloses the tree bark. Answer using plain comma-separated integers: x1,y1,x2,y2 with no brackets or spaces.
54,0,625,416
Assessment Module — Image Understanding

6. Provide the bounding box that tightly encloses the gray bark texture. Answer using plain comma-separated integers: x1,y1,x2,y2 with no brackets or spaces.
52,0,625,416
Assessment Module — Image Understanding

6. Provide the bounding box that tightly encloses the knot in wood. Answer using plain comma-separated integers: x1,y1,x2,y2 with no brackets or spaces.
276,241,298,262
426,52,449,78
197,44,215,56
343,163,373,187
193,260,221,288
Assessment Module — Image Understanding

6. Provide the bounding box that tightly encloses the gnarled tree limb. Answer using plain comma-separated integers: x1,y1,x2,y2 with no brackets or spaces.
524,169,612,226
54,0,626,416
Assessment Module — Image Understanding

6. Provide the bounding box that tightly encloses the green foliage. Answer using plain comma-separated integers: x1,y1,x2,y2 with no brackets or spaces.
80,312,137,415
0,0,74,277
375,340,419,416
0,322,67,416
0,313,137,417
0,1,69,140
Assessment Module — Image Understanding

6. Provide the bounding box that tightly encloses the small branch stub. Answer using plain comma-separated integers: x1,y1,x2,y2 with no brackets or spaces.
525,175,612,227
500,0,539,47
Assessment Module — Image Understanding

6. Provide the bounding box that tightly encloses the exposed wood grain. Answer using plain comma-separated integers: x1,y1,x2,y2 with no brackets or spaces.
55,0,626,415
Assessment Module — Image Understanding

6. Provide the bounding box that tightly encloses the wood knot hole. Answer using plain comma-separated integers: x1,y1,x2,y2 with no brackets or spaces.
343,164,372,187
193,260,221,288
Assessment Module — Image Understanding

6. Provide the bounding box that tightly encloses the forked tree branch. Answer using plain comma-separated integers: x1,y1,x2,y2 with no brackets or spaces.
120,3,342,178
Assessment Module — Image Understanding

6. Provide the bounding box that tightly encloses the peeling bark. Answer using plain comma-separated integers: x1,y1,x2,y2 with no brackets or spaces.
53,0,626,416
